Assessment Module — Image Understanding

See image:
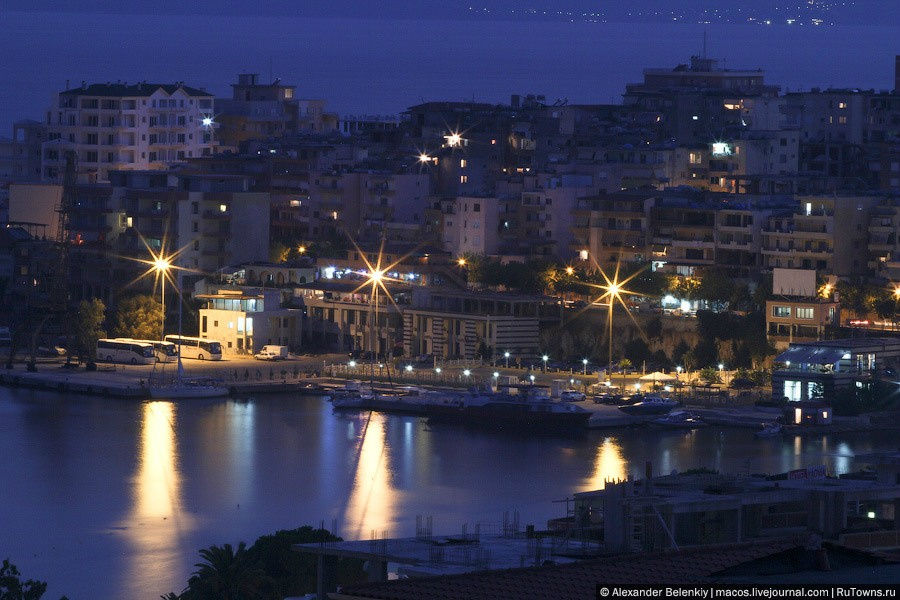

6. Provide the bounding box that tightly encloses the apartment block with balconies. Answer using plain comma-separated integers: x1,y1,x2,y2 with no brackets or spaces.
571,191,655,269
761,195,879,277
43,82,215,183
867,201,900,281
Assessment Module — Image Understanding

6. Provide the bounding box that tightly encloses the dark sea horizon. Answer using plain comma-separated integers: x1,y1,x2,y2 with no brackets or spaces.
0,10,898,134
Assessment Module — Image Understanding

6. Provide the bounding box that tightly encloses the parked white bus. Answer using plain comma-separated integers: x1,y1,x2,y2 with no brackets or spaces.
164,335,223,360
114,338,178,363
96,339,156,365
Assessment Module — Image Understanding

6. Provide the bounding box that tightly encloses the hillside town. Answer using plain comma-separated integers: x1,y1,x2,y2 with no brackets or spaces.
3,50,900,599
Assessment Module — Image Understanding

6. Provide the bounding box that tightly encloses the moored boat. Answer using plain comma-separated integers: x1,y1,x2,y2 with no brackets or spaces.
618,395,679,415
650,409,705,429
755,422,783,438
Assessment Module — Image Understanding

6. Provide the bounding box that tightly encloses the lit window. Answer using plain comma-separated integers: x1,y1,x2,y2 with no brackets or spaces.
460,159,467,168
332,211,338,220
838,102,847,109
579,249,589,261
460,175,468,184
838,116,847,124
773,306,791,318
125,216,133,227
290,199,301,207
219,204,227,213
795,307,814,319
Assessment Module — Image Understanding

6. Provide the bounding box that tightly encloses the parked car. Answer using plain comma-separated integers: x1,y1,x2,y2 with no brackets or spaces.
254,345,288,361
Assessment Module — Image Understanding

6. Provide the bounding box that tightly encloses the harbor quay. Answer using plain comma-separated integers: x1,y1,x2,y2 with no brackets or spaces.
0,354,347,398
1,355,894,434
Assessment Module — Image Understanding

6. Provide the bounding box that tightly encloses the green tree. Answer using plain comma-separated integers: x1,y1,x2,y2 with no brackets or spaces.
269,241,290,263
682,350,698,373
246,526,364,598
623,338,651,367
73,298,106,362
0,559,68,600
697,268,735,304
112,295,163,340
182,543,274,600
672,340,690,367
698,366,722,386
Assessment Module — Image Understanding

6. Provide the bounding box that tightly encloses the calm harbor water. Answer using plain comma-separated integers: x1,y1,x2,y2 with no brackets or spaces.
0,387,897,599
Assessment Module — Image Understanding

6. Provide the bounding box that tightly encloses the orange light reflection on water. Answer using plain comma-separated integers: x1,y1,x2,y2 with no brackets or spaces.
581,436,627,492
121,401,194,592
343,414,398,540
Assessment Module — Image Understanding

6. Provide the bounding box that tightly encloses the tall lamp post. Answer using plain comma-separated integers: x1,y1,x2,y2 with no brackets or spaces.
153,258,171,339
582,358,588,375
504,351,510,368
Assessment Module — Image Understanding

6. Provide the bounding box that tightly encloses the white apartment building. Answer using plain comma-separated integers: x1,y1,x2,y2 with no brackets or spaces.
43,82,215,182
439,196,500,257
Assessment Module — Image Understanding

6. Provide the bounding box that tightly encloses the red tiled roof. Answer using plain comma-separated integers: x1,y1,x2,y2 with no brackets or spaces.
332,538,802,600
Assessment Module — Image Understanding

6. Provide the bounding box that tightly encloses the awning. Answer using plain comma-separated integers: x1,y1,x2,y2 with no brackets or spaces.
776,345,847,365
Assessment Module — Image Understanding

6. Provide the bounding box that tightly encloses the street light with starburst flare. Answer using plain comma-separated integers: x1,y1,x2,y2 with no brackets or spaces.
575,260,649,382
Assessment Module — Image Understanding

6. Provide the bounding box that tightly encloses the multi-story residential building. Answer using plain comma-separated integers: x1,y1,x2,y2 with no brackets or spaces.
571,191,655,269
0,120,46,183
783,89,869,146
493,174,595,259
650,196,717,275
214,73,337,149
437,196,500,257
337,114,400,138
42,82,215,182
623,55,779,145
714,196,796,277
669,134,800,195
308,170,431,244
402,287,560,361
19,169,272,306
761,195,879,277
196,287,302,354
868,200,900,281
